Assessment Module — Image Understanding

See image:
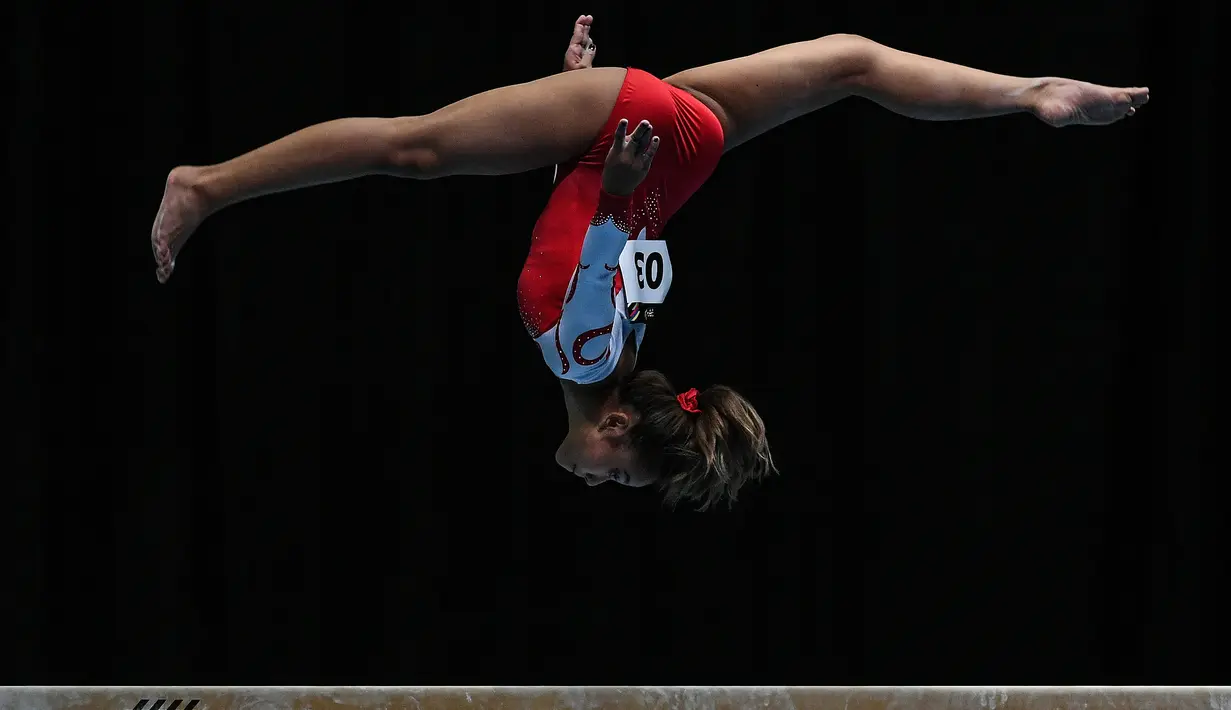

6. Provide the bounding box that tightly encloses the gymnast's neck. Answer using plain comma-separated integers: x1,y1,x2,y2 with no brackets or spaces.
560,335,638,420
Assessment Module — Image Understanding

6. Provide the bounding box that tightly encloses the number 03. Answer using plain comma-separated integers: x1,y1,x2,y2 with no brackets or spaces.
634,251,664,290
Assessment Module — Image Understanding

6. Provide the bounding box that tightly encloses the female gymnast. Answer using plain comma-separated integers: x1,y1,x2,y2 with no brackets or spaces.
149,16,1148,509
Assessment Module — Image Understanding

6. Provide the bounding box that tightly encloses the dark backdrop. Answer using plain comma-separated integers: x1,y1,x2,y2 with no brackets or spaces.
4,0,1221,685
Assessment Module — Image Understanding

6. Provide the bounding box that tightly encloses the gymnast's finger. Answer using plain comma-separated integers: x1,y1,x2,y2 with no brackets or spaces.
570,15,591,46
612,118,629,145
630,119,652,147
641,135,661,166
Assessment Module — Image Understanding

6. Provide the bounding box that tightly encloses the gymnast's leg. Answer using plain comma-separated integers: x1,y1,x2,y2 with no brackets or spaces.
663,34,1149,151
150,67,628,283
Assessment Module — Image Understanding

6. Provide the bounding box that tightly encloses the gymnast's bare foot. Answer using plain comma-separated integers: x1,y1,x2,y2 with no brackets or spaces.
562,14,597,72
1030,78,1150,127
150,166,210,283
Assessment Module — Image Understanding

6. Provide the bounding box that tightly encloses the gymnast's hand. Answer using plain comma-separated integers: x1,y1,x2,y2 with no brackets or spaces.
1029,78,1150,127
602,119,660,196
563,14,597,72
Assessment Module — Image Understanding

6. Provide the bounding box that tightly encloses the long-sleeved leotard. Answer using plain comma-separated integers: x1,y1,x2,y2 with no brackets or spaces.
516,68,725,383
530,191,640,384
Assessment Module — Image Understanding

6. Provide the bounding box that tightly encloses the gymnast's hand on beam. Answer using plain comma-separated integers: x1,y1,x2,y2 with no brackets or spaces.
563,14,597,72
1028,79,1150,127
602,119,660,196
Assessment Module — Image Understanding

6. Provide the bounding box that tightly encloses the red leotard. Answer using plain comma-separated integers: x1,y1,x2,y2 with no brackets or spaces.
517,68,724,383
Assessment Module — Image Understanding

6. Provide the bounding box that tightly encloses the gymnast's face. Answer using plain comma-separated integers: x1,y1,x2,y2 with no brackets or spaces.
555,412,657,488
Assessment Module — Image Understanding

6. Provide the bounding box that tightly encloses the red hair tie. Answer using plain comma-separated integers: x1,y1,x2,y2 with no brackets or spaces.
676,388,701,414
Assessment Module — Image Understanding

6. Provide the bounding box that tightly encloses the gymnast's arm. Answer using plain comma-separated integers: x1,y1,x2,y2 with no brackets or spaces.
554,191,634,384
555,119,658,383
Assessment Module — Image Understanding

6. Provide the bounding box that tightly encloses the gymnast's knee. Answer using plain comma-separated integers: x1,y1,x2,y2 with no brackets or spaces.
381,116,448,180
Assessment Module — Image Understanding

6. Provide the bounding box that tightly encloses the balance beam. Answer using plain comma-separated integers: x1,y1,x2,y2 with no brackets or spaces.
1,687,1227,710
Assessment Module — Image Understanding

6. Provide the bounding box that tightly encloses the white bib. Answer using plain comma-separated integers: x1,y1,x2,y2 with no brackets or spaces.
618,234,673,305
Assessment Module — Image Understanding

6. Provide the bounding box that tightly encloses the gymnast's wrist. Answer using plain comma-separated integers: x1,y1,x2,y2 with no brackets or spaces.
593,190,633,230
597,189,634,206
600,177,637,196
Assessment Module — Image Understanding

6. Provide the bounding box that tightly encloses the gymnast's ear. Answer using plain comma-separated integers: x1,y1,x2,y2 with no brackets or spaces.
597,411,633,435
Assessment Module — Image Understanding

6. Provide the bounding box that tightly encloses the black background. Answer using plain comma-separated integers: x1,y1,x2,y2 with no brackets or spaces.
4,0,1221,684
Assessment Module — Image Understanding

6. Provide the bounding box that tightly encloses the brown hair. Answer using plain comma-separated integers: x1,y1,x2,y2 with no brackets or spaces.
619,369,777,510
